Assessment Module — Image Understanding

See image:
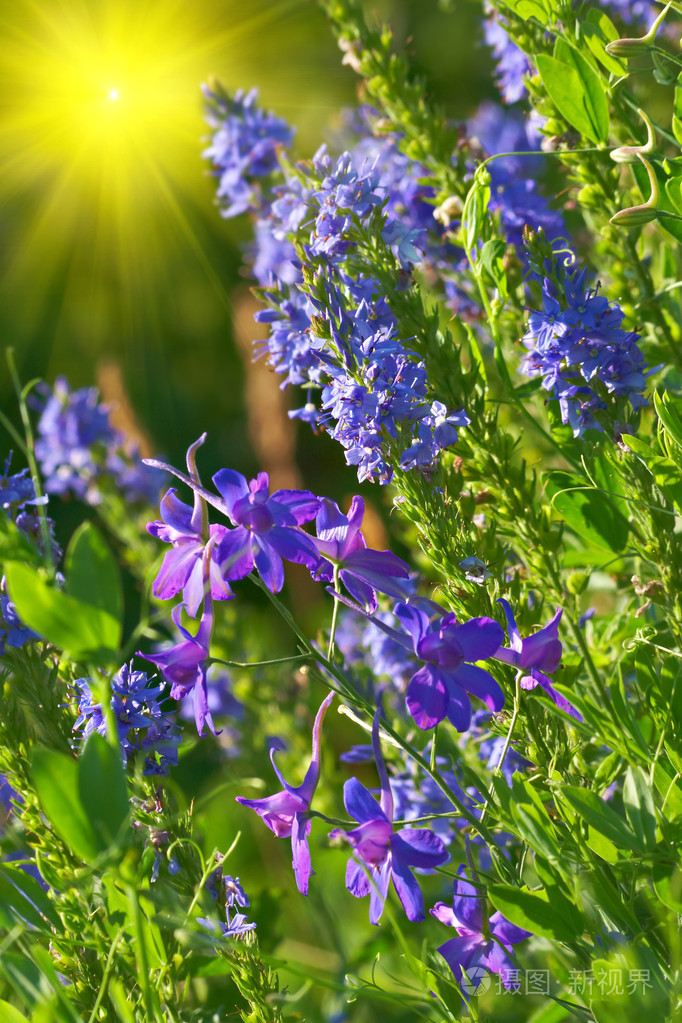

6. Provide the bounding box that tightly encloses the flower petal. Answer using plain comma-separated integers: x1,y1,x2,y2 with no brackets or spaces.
212,469,249,519
406,665,448,730
346,856,371,898
450,663,505,713
254,539,285,593
451,617,505,662
291,813,313,895
390,856,425,922
392,827,449,869
343,776,386,824
369,858,391,925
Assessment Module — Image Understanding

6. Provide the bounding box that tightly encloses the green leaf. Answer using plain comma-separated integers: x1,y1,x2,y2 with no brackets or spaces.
0,1001,31,1023
464,324,487,385
0,867,60,929
479,239,508,298
64,522,122,623
544,471,629,552
585,826,619,863
583,10,627,76
653,859,682,912
501,0,554,21
78,733,130,852
654,390,682,449
4,561,120,663
623,766,657,851
0,516,39,567
559,784,644,853
488,883,583,942
463,178,491,253
553,38,610,143
31,747,99,861
0,868,60,932
536,50,609,144
510,774,562,861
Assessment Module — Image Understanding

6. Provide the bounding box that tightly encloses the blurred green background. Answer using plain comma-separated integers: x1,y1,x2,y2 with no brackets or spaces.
0,0,494,487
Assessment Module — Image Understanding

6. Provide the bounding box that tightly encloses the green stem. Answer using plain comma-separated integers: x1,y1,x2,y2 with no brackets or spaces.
328,564,341,660
87,929,124,1023
6,349,55,577
125,883,163,1023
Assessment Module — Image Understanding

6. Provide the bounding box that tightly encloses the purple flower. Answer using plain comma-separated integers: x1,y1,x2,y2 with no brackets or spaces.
494,599,581,721
213,470,320,593
138,538,217,736
432,865,531,992
198,911,256,938
236,692,334,895
313,496,410,611
330,713,449,924
148,439,233,617
396,602,505,731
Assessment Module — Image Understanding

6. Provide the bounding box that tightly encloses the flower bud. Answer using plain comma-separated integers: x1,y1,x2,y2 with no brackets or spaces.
610,154,660,229
606,2,672,57
610,109,656,164
566,572,588,596
610,206,660,227
433,195,462,226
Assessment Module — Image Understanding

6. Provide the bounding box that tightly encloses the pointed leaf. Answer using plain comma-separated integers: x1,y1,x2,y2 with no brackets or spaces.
536,51,609,144
4,562,120,663
488,883,582,942
64,522,123,623
78,733,130,853
559,784,644,853
31,747,99,861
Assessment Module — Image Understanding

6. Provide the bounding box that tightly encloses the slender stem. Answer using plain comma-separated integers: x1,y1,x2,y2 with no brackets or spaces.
6,349,55,576
125,883,163,1023
87,929,124,1023
328,565,341,660
207,653,311,670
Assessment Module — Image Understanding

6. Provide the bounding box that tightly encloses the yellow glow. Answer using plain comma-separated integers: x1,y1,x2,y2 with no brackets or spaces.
0,0,347,369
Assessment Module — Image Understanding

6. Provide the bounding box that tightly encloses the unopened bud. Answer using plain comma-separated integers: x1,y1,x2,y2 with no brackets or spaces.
610,154,660,228
610,109,657,164
606,2,672,57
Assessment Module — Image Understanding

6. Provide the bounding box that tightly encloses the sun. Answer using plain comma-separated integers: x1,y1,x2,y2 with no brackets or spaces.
0,0,313,372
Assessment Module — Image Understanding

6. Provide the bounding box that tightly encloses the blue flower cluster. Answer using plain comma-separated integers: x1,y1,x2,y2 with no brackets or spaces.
203,90,470,483
203,84,295,219
520,249,651,435
35,377,162,505
73,663,181,777
467,103,565,254
482,4,532,105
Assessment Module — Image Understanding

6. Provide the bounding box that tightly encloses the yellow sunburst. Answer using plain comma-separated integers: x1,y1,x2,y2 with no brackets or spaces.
0,0,340,377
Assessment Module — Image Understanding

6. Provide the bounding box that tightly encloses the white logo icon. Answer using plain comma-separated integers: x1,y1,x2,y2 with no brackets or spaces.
461,966,491,995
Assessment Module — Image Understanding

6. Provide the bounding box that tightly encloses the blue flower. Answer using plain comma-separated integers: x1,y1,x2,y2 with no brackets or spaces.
312,495,410,611
202,85,294,218
432,865,531,993
213,470,320,593
520,248,652,435
330,713,449,924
